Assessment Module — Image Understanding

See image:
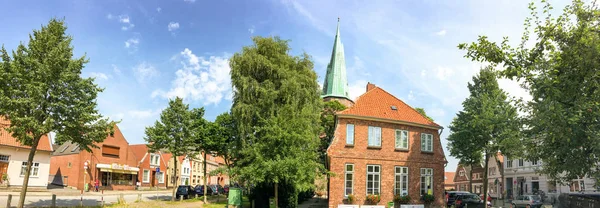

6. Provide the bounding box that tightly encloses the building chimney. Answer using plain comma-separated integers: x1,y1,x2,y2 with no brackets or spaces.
366,82,376,91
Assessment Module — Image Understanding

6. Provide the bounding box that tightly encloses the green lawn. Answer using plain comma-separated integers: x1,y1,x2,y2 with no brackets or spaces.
201,195,251,208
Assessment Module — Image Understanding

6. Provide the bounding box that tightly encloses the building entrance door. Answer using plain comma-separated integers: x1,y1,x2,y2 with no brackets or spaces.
0,162,8,183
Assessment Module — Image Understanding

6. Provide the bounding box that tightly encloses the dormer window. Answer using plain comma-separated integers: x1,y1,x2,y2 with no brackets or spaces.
391,106,398,110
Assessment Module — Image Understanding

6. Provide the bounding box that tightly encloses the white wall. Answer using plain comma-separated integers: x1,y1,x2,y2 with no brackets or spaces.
1,146,51,187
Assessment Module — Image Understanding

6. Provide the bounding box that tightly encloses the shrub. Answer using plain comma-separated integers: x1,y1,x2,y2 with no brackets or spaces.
346,194,355,204
365,194,381,205
393,194,411,204
420,194,435,204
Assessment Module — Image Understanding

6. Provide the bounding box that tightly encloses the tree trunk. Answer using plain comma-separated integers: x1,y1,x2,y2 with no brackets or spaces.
495,154,504,199
17,136,41,208
483,153,490,207
203,153,207,204
274,182,278,208
225,158,232,186
468,164,473,193
172,154,178,201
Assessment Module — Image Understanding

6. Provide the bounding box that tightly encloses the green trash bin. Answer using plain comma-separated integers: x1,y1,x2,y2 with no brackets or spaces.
228,188,242,206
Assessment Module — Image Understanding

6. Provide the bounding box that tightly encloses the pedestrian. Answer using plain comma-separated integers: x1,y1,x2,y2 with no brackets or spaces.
94,178,99,192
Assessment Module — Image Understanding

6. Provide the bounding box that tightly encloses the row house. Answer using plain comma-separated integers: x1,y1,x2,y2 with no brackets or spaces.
0,118,53,187
50,125,139,190
487,153,504,198
130,144,168,189
453,164,484,194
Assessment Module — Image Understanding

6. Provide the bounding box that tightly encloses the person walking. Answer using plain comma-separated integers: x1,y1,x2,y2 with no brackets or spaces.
94,178,99,192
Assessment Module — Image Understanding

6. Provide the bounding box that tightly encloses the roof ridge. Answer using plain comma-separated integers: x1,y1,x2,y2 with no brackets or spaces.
337,86,377,114
374,87,442,127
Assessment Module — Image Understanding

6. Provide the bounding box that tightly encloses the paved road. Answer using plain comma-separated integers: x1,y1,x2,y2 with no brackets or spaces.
0,192,177,207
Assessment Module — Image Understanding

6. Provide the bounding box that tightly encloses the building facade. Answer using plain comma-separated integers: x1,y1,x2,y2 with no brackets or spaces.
49,125,139,190
130,144,168,190
0,118,53,187
453,164,484,194
487,154,504,198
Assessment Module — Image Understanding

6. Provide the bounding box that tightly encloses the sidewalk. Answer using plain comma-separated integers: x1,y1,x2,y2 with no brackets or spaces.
0,189,173,196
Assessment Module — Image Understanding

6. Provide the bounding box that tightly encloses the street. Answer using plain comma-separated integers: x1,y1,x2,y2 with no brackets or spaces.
0,192,176,207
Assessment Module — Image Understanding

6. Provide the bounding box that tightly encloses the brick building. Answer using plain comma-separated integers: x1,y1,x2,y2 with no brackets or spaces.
49,125,139,190
130,144,168,189
323,19,447,207
453,163,484,194
445,172,456,190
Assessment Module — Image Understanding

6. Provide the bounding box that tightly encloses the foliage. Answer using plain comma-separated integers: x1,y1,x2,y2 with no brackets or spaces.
420,194,435,204
298,188,315,203
145,97,202,200
230,36,322,201
346,194,355,204
415,108,434,121
319,100,347,165
208,112,240,184
0,18,114,208
365,194,381,205
458,0,600,183
393,194,411,204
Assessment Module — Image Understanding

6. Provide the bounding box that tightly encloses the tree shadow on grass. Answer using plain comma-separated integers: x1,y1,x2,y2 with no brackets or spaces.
23,199,99,208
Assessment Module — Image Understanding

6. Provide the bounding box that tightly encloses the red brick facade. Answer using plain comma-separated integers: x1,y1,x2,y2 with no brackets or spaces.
326,84,446,207
130,144,169,189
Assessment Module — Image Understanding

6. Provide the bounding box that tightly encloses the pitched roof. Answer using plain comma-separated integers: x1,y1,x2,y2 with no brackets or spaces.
337,83,442,128
0,118,53,152
52,141,82,156
130,144,149,163
445,172,456,185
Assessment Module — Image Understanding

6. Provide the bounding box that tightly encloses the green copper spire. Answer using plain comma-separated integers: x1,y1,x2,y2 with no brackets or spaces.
322,17,350,100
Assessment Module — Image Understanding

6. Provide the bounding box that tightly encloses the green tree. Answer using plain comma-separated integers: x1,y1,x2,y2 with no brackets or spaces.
188,107,211,204
209,112,239,184
447,68,520,201
448,112,483,193
230,36,322,207
459,0,600,183
0,18,114,208
320,100,346,167
415,108,434,121
145,97,199,201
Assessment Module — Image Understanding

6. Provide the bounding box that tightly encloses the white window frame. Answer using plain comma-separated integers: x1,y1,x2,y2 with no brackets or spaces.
394,166,408,196
420,168,433,196
157,171,165,183
395,130,409,150
20,162,39,177
532,160,538,166
345,164,354,196
507,160,513,168
366,165,381,195
0,155,9,162
346,124,355,145
421,133,433,152
518,159,524,167
368,126,381,147
150,154,160,166
143,170,150,183
459,170,464,176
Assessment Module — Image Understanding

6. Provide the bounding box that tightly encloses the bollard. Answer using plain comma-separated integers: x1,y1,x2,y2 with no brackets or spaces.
51,194,56,208
120,193,124,204
101,190,104,207
80,189,83,207
7,194,11,208
138,193,142,202
180,195,183,201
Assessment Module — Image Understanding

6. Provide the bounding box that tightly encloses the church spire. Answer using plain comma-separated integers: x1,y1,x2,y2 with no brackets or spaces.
322,17,350,100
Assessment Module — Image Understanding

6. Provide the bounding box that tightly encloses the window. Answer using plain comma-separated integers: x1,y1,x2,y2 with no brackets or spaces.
395,130,409,149
459,170,464,176
366,165,380,195
518,159,524,167
507,160,513,168
150,154,160,166
0,155,9,162
489,167,496,176
71,144,79,152
394,166,408,196
346,124,354,145
345,164,354,196
60,145,69,153
143,170,150,183
532,160,538,166
368,126,381,147
548,181,557,193
102,145,120,158
420,168,433,196
570,179,585,192
68,162,72,168
20,162,39,177
157,172,164,183
421,133,433,152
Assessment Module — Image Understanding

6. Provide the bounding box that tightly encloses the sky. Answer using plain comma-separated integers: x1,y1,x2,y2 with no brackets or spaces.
0,0,574,172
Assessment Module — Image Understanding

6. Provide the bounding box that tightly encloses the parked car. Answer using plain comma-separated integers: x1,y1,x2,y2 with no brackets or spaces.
512,195,543,208
176,185,196,199
446,191,471,207
210,184,225,195
454,193,488,208
224,185,230,194
194,185,214,196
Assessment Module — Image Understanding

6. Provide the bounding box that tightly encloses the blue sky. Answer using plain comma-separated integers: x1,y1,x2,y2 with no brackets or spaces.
0,0,572,171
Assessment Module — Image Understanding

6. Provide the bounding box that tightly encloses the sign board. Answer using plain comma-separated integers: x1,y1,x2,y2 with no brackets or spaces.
228,188,242,206
156,167,160,173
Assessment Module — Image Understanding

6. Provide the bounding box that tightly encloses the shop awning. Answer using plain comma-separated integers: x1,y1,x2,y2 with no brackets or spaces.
97,163,139,175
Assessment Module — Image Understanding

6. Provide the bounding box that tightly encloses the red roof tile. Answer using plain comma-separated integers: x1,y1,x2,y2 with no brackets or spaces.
338,83,442,128
445,172,456,185
0,118,53,151
130,144,149,163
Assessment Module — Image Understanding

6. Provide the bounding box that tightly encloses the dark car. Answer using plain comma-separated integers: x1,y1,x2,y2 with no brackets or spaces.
210,184,225,195
224,185,230,194
176,185,196,199
194,185,214,196
446,191,471,207
455,193,487,208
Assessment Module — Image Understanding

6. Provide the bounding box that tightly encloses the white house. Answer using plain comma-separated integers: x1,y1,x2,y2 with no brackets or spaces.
0,118,53,187
180,157,191,185
487,153,504,199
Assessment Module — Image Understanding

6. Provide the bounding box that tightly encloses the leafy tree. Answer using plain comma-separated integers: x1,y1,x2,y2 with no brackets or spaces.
448,112,483,192
319,100,347,168
415,108,434,121
230,36,322,207
447,68,520,201
209,112,239,184
459,0,600,184
0,18,114,208
188,107,212,204
145,97,199,201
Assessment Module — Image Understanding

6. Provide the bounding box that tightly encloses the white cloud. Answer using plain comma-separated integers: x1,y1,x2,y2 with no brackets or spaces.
89,72,109,80
121,24,135,31
498,78,532,102
168,22,180,31
133,62,159,84
157,7,162,12
107,14,135,30
248,25,255,34
408,90,415,100
435,66,454,80
184,0,196,3
128,108,162,119
106,13,114,19
348,80,368,100
124,38,139,48
152,48,232,105
119,15,130,23
112,64,121,75
435,29,447,36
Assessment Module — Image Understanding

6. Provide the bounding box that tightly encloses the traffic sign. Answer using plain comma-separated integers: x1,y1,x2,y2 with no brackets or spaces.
156,167,160,172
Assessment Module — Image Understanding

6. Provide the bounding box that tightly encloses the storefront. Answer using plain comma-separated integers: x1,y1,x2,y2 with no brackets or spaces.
96,163,139,190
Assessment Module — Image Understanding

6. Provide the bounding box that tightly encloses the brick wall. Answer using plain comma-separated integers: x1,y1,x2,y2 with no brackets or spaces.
327,118,446,207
